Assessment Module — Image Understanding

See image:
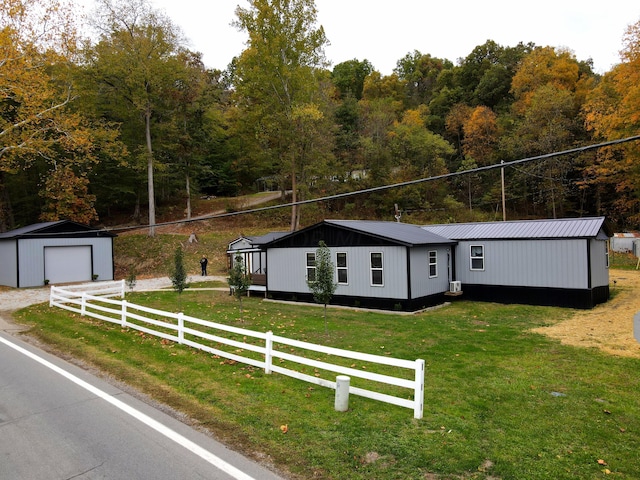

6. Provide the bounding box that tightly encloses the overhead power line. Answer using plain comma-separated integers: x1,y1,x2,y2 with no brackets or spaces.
102,134,640,234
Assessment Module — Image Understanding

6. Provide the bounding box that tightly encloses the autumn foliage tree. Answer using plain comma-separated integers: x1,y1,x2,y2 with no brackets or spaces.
0,0,100,229
232,0,332,230
39,165,98,223
583,19,640,226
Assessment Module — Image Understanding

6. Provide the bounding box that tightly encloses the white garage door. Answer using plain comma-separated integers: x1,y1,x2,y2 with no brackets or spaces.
44,246,92,284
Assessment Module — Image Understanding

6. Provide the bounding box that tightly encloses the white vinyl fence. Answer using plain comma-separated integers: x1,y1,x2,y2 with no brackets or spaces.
50,281,425,419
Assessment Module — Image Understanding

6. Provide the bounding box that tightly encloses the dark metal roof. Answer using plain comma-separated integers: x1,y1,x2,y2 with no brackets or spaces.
325,220,455,246
0,220,115,239
422,217,611,240
248,231,290,245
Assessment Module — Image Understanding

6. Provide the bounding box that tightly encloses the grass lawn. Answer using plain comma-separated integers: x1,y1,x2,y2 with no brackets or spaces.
14,290,640,479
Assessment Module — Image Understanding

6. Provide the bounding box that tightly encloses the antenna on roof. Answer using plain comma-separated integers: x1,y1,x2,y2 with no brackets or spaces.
394,204,401,223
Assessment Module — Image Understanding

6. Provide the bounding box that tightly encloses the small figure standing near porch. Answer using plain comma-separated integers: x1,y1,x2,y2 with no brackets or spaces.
200,255,208,276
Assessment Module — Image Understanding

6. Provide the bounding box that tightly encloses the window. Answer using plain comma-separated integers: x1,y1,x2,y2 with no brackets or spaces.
428,250,438,278
605,241,610,268
370,252,383,286
470,245,484,271
336,252,348,284
306,252,316,282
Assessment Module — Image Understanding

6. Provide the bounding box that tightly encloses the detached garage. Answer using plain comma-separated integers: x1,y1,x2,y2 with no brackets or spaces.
0,220,116,288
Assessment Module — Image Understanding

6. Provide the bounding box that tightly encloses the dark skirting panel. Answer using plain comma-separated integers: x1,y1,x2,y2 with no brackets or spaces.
266,291,447,312
458,284,610,309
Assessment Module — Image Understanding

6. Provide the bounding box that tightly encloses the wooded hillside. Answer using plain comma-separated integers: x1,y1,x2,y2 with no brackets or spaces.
2,0,640,233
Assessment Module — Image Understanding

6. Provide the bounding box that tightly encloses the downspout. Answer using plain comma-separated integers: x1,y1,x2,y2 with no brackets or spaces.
406,246,412,300
264,246,269,294
111,236,115,281
15,239,20,288
451,243,457,282
586,239,592,289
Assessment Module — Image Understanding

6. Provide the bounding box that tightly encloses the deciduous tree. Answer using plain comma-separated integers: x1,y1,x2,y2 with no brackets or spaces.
232,0,331,231
583,18,640,226
0,0,118,230
306,241,336,333
85,0,187,236
228,253,250,321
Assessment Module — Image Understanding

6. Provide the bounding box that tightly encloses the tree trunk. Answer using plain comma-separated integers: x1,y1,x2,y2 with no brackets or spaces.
133,195,141,222
185,168,191,220
145,108,156,237
290,163,298,231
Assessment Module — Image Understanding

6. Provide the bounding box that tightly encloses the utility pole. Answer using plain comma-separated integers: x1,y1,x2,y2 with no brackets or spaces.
501,160,506,221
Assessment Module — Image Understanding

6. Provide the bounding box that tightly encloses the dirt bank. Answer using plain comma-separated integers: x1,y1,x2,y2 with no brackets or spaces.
532,269,640,358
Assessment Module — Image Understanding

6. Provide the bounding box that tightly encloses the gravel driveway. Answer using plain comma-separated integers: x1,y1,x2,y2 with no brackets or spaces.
0,277,177,332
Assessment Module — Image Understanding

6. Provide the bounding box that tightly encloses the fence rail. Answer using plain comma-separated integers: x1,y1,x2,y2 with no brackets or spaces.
49,282,424,418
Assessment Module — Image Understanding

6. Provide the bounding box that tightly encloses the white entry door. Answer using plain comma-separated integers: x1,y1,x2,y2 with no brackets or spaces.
44,246,92,284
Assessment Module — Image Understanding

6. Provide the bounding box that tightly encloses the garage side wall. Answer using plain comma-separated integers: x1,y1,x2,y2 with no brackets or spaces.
0,241,18,287
18,237,114,287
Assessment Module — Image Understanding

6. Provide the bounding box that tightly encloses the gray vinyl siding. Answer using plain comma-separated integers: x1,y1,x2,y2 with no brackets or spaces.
454,239,589,289
409,246,451,298
17,238,114,288
589,239,609,287
0,241,17,287
229,238,253,251
267,246,409,299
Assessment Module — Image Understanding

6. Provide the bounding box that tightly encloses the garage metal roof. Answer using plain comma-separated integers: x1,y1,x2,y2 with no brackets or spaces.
0,220,115,239
422,217,611,240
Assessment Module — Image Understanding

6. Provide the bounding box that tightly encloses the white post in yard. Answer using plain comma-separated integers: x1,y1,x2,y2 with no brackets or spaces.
335,375,350,412
414,359,425,419
264,331,273,374
177,313,184,344
121,300,127,327
81,293,87,316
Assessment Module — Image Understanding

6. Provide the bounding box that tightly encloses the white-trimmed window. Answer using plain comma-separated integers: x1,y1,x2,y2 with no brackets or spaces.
336,252,348,284
470,245,484,271
370,252,383,286
605,241,610,268
306,252,316,281
428,250,438,278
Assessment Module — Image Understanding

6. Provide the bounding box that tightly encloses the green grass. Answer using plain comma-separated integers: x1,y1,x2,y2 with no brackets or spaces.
610,251,639,270
14,291,640,480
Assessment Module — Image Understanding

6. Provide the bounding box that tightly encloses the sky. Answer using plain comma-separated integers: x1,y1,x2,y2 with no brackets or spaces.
79,1,640,75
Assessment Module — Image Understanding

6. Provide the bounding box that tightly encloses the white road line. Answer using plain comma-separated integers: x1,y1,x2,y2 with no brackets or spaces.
0,335,256,480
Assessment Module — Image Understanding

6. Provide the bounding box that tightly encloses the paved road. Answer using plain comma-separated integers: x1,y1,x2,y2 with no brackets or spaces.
0,332,284,480
0,284,285,480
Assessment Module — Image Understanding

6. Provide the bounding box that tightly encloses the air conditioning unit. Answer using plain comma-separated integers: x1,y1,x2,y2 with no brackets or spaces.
449,281,462,293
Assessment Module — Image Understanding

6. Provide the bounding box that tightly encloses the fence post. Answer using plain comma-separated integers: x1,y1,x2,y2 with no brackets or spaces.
177,313,184,344
120,279,125,298
335,375,350,412
413,359,425,419
265,330,273,374
81,293,87,316
49,286,55,307
121,300,127,328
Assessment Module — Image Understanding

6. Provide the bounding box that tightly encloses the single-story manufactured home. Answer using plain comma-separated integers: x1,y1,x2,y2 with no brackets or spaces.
0,220,116,288
228,217,612,311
